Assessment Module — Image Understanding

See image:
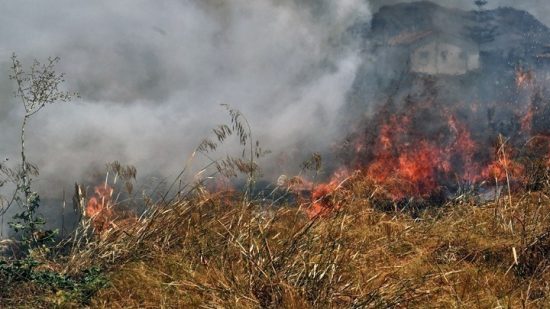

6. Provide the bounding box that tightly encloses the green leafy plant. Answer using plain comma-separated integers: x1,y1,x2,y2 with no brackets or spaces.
1,54,77,250
0,259,108,305
0,55,103,307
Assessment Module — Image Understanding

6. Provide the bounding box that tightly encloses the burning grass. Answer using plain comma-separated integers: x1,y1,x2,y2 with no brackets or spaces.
82,177,550,308
3,169,550,307
4,141,550,307
5,93,550,306
6,171,550,307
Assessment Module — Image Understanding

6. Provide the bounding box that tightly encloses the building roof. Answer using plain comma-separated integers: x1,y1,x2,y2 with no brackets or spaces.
388,29,479,53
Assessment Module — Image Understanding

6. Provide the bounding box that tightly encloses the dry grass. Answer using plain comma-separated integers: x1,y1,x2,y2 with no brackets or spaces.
4,170,550,307
66,174,550,308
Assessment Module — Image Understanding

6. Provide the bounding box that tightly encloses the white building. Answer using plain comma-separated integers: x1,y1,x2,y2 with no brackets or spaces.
410,36,480,75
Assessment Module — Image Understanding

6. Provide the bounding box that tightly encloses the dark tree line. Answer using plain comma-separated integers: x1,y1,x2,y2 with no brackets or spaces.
466,0,498,46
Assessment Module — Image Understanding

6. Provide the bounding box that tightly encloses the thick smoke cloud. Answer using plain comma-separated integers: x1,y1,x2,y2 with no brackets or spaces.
0,0,370,232
2,0,547,234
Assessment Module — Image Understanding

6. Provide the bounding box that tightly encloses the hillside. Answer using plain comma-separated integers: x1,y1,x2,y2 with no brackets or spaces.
349,1,550,108
340,1,550,201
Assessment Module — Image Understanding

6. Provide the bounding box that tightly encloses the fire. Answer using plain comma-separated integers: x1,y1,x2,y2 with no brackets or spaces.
516,67,534,89
366,140,446,199
521,107,534,133
309,183,339,218
307,169,349,218
279,169,350,218
482,158,524,183
481,137,525,183
85,183,114,232
353,107,486,200
306,90,545,213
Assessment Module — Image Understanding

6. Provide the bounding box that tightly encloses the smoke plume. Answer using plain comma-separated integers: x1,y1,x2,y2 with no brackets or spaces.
0,0,370,233
2,0,549,234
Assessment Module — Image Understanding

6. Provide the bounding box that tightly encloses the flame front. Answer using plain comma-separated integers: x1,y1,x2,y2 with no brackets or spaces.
85,183,114,232
308,70,550,214
355,105,488,200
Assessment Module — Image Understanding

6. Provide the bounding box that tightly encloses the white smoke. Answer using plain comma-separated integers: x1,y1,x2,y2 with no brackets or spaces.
0,0,371,233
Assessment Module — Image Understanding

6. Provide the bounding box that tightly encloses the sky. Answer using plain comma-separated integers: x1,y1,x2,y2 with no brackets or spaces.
0,0,546,232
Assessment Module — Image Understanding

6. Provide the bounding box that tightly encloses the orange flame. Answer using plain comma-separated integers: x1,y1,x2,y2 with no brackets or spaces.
521,106,534,133
356,111,485,200
516,67,534,89
306,95,541,215
85,183,114,233
308,169,349,218
482,142,525,183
